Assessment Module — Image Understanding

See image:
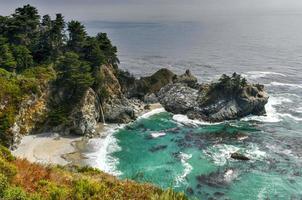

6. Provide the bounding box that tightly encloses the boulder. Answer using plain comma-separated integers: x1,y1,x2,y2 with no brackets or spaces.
231,152,250,161
103,97,137,123
158,73,269,122
157,83,199,114
124,68,176,99
173,69,198,88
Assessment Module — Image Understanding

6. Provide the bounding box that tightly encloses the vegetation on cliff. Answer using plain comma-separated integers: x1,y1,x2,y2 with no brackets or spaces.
0,5,120,145
0,145,187,200
0,67,55,146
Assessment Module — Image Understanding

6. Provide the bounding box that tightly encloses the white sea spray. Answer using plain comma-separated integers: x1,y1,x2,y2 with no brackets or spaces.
174,152,193,187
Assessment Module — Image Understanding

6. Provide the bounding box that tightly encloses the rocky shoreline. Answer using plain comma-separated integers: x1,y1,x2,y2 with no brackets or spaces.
9,65,269,152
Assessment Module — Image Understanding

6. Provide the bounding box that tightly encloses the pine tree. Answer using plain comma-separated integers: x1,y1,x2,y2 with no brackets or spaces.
67,20,87,55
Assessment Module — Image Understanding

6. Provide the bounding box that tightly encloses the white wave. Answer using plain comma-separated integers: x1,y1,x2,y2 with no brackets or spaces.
139,108,166,119
175,152,193,187
242,96,292,123
172,114,221,126
244,144,266,161
203,144,240,166
150,132,166,138
267,82,302,89
84,125,123,176
203,144,266,166
242,71,286,79
296,107,302,113
257,187,268,200
224,169,239,183
278,113,302,121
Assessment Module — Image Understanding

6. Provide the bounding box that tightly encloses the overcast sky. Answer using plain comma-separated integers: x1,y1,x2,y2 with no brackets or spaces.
1,0,302,22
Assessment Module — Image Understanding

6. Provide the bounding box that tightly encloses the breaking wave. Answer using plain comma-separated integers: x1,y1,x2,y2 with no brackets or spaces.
242,71,286,79
242,96,292,123
172,114,221,126
84,125,123,176
175,152,193,187
267,82,302,89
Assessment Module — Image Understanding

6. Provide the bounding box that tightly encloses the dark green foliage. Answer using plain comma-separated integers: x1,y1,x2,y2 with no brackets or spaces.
47,105,69,126
82,36,104,67
215,73,248,93
0,43,17,72
56,52,94,97
67,20,87,54
96,33,119,67
11,45,33,72
0,4,119,144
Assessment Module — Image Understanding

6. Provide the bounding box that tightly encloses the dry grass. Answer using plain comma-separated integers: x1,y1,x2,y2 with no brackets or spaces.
0,145,187,200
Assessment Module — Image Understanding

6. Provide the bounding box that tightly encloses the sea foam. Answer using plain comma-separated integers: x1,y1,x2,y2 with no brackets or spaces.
175,152,193,187
84,125,123,176
242,71,286,79
267,82,302,89
242,96,292,123
172,114,221,126
138,108,166,119
203,143,266,166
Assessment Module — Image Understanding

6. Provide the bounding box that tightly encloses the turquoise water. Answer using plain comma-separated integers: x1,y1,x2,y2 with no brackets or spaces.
84,17,302,199
110,111,302,199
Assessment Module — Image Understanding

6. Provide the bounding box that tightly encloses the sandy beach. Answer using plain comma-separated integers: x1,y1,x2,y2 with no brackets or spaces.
12,133,82,165
12,103,164,166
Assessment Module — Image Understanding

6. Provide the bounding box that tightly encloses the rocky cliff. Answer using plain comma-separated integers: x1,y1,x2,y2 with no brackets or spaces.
158,73,268,122
3,66,269,147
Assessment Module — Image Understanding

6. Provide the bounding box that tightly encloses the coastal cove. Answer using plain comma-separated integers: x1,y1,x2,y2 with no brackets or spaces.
12,69,302,199
1,4,302,200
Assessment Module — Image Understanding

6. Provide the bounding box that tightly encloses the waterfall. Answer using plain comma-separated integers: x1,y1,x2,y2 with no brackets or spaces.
100,103,106,125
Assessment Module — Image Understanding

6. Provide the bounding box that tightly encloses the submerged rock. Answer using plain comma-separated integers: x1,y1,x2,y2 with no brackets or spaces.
158,73,268,122
196,168,239,187
149,145,168,152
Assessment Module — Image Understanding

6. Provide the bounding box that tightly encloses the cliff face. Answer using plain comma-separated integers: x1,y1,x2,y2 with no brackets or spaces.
2,66,269,146
10,90,49,148
158,74,269,122
68,88,101,136
0,67,56,147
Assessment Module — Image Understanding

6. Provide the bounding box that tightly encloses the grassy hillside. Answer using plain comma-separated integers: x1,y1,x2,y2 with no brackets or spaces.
0,145,187,200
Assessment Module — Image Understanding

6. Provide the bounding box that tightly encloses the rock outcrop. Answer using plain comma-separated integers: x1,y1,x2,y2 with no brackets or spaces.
10,91,49,148
99,65,141,123
231,152,250,161
158,73,268,122
123,68,176,100
68,88,100,135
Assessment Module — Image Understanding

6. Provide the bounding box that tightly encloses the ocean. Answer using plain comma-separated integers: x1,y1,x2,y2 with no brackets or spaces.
83,14,302,199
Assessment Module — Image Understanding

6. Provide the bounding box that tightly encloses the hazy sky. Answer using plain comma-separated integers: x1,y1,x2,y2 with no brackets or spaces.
1,0,302,22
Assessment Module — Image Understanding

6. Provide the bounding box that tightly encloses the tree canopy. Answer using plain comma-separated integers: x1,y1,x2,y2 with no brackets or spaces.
0,4,119,73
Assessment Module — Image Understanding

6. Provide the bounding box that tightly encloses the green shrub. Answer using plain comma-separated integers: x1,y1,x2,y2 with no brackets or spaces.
3,186,29,200
0,157,17,180
76,166,101,175
151,189,188,200
0,145,15,161
0,173,9,197
72,178,104,200
48,185,69,200
37,180,69,200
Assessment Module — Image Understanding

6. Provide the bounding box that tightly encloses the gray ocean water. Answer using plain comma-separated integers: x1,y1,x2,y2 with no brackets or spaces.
84,14,302,199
